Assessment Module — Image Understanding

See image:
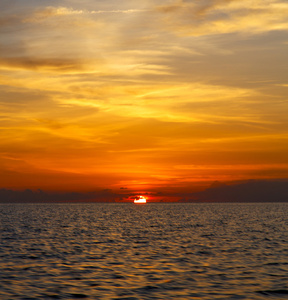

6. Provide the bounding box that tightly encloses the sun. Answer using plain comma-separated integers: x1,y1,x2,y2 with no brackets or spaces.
134,195,147,204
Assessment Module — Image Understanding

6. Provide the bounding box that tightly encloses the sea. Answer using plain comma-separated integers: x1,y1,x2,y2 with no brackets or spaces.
0,203,288,300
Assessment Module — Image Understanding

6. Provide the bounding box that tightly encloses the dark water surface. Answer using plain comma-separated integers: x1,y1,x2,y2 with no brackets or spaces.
0,203,288,300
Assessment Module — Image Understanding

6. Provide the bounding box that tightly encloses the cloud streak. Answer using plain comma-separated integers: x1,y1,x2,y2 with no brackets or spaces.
155,0,288,36
23,6,146,23
0,57,90,72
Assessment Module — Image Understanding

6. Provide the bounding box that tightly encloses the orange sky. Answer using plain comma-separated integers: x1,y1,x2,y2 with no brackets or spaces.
1,0,288,196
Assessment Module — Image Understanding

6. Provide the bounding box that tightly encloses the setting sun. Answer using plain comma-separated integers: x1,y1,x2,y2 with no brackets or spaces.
134,196,147,204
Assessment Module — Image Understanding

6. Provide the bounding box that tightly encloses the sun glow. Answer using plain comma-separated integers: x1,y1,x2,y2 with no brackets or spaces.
134,196,147,204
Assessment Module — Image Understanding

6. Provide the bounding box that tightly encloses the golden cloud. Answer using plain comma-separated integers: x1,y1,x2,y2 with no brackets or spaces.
155,0,288,36
0,57,89,72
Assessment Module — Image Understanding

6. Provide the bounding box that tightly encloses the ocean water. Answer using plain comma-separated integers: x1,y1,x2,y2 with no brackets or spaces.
0,203,288,300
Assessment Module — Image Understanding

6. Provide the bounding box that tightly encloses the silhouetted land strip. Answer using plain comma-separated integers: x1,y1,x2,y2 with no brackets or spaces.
1,180,288,203
189,180,288,203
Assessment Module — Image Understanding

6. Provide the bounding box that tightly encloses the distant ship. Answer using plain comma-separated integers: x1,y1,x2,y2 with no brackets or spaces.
134,196,147,204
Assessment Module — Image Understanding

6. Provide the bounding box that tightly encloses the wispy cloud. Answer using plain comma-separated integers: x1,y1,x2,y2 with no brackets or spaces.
155,0,288,36
0,57,90,72
23,6,146,23
91,9,147,14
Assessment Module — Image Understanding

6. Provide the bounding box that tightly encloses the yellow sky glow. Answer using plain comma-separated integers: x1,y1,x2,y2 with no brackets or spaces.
1,0,288,198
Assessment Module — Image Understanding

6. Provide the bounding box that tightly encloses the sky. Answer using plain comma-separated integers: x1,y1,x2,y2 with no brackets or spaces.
1,0,288,200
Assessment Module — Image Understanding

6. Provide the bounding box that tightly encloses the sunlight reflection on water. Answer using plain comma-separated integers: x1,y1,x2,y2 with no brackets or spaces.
0,203,288,299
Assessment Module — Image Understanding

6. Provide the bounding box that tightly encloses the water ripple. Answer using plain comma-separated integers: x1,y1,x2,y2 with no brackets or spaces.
0,203,288,299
